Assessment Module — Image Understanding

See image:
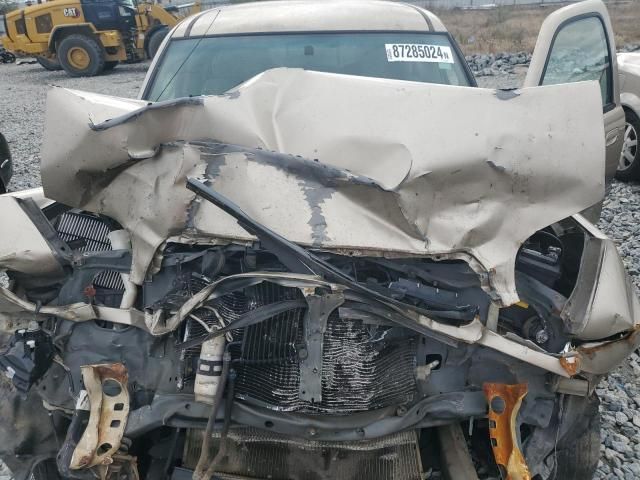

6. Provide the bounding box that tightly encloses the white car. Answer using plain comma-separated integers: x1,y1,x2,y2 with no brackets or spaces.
616,52,640,180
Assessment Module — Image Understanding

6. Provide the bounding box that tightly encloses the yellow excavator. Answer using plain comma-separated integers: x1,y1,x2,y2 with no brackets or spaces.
1,0,200,76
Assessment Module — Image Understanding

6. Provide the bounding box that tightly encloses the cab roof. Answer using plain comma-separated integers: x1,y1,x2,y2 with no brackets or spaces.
171,0,447,39
4,0,80,19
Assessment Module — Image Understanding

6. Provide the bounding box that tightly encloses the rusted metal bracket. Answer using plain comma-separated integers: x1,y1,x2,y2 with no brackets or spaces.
70,363,130,470
483,383,531,480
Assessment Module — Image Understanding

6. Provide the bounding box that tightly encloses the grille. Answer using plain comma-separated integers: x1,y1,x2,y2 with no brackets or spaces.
181,282,304,388
55,211,124,291
55,212,419,414
183,280,417,414
238,282,303,364
181,291,251,370
182,427,423,480
234,314,417,413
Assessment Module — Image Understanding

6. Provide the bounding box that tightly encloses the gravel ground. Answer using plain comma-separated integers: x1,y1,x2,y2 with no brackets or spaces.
475,65,528,89
0,61,149,192
594,182,640,480
0,60,639,479
0,60,149,480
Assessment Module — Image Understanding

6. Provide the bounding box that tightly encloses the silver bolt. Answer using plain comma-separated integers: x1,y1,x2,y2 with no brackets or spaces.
535,329,549,344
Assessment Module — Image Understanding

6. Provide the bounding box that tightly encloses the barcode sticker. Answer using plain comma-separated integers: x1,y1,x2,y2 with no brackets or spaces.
385,44,454,63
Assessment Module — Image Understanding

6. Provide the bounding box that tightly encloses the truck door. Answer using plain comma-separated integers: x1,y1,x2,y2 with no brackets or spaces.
523,0,625,186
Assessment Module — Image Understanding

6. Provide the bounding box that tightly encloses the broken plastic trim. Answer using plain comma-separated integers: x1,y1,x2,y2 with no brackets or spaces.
0,269,591,378
183,178,576,378
185,178,476,324
89,97,205,132
178,292,461,351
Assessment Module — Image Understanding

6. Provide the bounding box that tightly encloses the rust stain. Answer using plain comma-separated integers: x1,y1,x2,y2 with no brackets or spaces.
76,454,93,469
559,354,581,377
83,285,97,298
577,325,640,358
483,383,531,480
70,363,129,471
94,363,128,385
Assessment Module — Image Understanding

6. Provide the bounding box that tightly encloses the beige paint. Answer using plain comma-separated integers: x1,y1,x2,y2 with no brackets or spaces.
70,364,130,470
620,53,640,117
140,0,447,94
164,0,446,70
41,70,605,306
561,215,640,340
524,0,625,184
0,0,636,382
0,196,62,276
177,0,443,39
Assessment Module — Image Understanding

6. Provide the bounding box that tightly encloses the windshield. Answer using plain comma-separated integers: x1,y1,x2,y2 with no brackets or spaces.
144,32,471,101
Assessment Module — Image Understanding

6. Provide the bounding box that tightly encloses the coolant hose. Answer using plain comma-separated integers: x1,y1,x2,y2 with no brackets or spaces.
202,369,237,479
192,350,231,480
107,230,137,309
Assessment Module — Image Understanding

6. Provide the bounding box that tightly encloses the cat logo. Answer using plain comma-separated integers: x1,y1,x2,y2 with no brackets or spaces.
63,7,79,17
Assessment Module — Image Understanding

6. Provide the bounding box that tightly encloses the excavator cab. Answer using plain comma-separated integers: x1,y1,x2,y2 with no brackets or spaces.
81,0,138,33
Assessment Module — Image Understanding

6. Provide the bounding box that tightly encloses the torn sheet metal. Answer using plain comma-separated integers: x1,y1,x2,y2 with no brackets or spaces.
416,317,572,377
561,215,640,340
41,68,605,305
0,196,62,276
0,285,149,329
576,325,640,375
0,273,573,376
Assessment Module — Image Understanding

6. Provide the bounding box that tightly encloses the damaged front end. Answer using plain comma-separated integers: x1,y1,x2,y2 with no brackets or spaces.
1,70,638,480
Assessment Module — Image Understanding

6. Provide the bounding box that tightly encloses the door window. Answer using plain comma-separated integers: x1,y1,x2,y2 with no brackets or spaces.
15,17,26,35
35,14,53,34
541,16,612,108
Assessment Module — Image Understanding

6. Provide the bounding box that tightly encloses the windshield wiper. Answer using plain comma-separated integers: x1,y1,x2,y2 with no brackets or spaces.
186,178,477,325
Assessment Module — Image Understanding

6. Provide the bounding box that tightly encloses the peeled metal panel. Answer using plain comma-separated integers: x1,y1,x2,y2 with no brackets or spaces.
562,235,640,340
41,69,605,305
0,196,61,276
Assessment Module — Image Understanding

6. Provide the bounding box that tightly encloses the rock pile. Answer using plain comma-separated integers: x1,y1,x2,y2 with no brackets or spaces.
620,43,640,53
465,51,532,77
467,43,640,78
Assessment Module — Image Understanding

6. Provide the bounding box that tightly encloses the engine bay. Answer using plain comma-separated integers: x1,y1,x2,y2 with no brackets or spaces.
0,192,596,479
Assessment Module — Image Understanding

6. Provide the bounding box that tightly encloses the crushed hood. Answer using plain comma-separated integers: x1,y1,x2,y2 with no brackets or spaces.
41,68,605,305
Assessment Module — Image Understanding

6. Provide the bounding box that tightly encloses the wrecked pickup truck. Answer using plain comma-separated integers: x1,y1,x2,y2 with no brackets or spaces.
0,1,636,479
